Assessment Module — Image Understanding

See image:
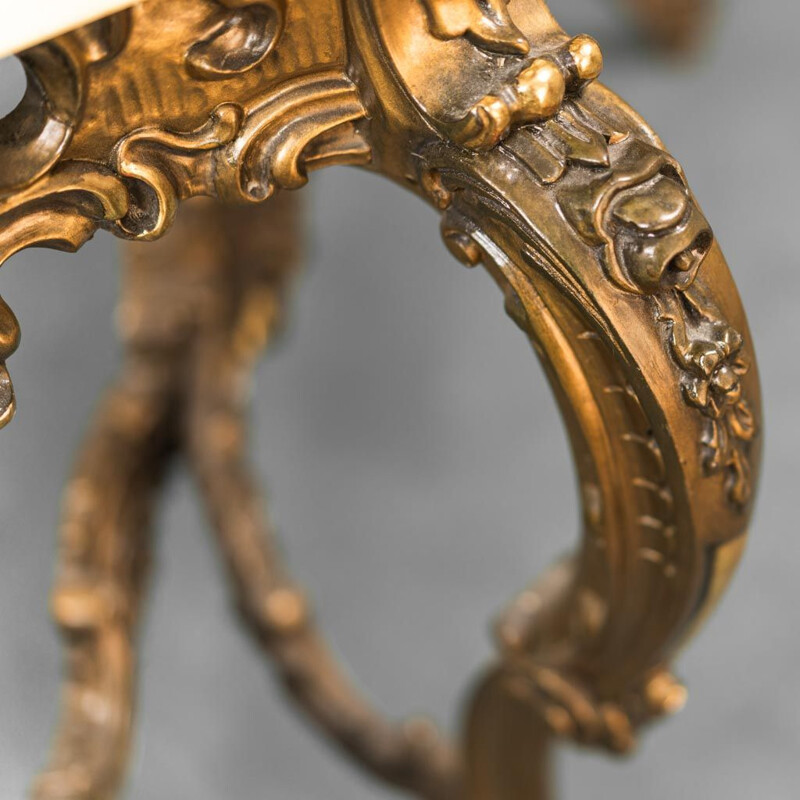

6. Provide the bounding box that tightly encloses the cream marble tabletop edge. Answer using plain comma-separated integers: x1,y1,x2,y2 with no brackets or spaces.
0,0,137,60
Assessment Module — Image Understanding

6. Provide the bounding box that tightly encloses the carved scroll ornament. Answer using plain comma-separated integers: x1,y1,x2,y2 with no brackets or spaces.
0,1,760,799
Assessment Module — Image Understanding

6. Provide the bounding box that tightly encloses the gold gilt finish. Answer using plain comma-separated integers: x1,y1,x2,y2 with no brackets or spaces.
0,1,759,799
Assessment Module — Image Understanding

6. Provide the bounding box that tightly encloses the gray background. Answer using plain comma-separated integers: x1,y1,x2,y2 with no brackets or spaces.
0,0,797,797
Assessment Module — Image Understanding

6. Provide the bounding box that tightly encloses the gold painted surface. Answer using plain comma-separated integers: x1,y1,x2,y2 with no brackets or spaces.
0,1,759,798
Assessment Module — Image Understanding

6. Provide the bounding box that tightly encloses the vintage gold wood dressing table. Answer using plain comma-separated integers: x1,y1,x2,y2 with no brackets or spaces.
0,0,760,798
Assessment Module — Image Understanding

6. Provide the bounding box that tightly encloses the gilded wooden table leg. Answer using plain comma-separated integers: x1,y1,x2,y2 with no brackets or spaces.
466,679,552,800
0,2,761,799
34,192,460,800
179,196,460,799
32,338,176,800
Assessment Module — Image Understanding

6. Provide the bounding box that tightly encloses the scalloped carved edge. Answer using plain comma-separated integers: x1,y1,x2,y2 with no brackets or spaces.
0,62,369,426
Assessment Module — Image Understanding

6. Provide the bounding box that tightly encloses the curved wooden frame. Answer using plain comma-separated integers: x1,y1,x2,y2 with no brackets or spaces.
0,1,759,798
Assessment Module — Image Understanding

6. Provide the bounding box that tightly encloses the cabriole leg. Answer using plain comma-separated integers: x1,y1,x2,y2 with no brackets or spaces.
32,356,176,799
181,196,461,800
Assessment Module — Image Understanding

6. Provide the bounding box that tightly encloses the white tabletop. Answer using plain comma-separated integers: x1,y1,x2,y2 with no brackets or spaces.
0,0,137,60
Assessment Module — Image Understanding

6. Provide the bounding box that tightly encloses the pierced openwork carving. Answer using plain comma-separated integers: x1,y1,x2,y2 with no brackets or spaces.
0,12,132,195
0,1,760,799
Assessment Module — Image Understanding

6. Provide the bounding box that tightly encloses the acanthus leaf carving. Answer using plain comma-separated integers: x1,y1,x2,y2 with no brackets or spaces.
422,100,757,510
497,97,757,510
0,59,369,427
215,71,370,202
112,102,244,239
420,0,530,55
